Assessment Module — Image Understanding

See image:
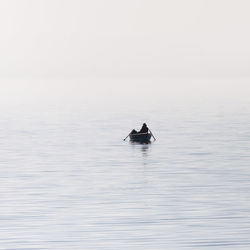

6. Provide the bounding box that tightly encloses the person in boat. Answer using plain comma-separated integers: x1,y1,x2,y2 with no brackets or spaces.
131,123,149,134
139,123,149,133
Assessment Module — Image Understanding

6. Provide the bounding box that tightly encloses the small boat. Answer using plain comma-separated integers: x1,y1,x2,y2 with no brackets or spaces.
129,132,152,143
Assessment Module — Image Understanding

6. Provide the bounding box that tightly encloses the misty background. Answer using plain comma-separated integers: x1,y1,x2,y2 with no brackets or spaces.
0,0,250,78
0,0,250,114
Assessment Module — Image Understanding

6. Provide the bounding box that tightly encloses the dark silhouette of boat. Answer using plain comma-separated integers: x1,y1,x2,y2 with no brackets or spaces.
129,132,152,143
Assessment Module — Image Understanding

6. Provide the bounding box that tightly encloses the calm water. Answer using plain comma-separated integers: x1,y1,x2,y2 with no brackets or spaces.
1,81,250,249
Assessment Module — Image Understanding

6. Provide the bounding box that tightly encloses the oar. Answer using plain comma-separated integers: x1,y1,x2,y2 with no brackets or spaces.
123,132,131,141
149,129,156,140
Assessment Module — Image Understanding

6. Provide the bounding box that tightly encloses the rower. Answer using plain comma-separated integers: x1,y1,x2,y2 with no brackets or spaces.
131,123,149,134
139,123,149,133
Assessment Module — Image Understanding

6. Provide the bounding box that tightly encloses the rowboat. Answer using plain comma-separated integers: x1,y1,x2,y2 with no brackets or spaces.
129,132,152,143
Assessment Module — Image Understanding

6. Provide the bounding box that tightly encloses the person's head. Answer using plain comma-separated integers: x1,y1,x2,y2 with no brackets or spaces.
143,123,147,127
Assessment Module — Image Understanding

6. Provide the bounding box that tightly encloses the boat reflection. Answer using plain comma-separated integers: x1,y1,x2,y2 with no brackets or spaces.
129,140,151,158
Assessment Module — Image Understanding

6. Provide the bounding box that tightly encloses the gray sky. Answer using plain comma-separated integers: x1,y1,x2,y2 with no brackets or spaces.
0,0,250,78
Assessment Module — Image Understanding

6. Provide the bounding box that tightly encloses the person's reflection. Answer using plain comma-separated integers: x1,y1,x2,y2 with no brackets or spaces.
130,141,150,166
141,144,149,157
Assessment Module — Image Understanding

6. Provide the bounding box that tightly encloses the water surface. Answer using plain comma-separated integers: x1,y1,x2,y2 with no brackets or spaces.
1,80,250,249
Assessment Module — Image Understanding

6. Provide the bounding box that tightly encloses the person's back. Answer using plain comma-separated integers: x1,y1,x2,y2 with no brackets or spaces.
139,123,148,133
131,129,137,134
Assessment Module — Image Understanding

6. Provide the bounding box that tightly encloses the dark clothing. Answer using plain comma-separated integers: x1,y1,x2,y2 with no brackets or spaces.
139,124,149,133
131,123,149,135
131,129,138,134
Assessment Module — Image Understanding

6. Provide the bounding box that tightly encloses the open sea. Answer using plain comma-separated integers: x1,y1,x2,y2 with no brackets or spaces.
1,78,250,249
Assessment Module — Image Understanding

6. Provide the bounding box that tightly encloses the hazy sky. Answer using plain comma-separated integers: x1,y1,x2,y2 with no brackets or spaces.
0,0,249,78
